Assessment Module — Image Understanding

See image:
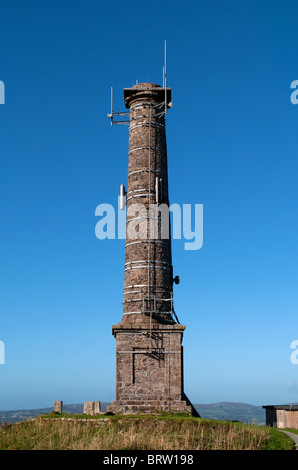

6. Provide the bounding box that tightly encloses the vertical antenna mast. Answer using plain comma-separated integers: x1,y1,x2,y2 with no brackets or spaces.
107,86,129,125
110,86,114,126
164,40,167,115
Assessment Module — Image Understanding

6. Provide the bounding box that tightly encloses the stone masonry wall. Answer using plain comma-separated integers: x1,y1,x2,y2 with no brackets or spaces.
123,83,173,322
115,328,183,402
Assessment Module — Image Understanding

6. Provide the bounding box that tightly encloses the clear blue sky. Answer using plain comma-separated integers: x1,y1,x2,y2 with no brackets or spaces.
1,0,298,411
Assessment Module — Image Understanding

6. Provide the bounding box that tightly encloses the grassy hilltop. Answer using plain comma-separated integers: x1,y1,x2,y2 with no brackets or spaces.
0,413,295,450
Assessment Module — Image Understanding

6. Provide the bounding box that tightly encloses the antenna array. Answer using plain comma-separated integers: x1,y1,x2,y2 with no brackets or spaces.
107,41,172,126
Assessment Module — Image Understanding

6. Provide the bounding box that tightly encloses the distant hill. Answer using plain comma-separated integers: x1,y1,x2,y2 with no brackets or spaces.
0,401,266,425
194,402,265,424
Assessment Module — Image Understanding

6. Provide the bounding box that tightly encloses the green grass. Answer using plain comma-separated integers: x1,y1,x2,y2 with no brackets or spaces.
266,428,296,450
0,413,295,450
42,411,198,421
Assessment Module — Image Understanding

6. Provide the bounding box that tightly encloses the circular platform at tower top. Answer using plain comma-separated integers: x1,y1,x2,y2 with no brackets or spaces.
124,82,171,108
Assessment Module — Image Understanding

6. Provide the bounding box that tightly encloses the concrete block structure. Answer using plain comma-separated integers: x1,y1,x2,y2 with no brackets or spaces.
263,405,298,428
107,83,198,416
54,401,63,414
83,401,101,415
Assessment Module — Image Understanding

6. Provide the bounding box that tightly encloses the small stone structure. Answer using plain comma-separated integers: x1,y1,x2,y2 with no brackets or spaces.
263,405,298,428
83,401,101,415
54,401,63,414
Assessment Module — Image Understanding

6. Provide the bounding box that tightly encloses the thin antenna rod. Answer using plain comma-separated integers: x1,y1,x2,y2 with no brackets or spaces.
110,86,114,126
164,40,167,115
164,40,167,79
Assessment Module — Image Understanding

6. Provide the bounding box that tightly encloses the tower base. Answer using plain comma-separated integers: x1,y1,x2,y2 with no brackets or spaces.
107,399,193,415
107,321,200,418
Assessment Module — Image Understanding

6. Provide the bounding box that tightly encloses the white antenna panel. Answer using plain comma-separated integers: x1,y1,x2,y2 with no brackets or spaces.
120,184,126,210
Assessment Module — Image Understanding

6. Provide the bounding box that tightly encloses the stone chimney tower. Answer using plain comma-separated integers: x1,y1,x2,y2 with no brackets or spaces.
108,83,198,416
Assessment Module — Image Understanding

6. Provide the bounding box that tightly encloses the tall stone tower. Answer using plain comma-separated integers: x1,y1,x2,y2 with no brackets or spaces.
108,83,198,416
